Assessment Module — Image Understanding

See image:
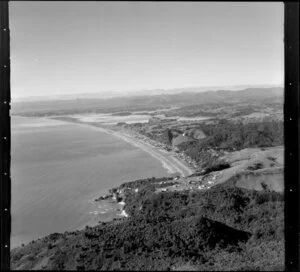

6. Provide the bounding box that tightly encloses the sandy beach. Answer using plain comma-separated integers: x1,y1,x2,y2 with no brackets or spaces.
49,116,194,177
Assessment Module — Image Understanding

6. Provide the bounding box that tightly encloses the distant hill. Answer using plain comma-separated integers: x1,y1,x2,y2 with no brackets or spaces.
13,84,283,103
11,87,283,117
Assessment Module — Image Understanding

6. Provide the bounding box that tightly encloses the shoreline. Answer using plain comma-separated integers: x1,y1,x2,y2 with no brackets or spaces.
48,116,194,177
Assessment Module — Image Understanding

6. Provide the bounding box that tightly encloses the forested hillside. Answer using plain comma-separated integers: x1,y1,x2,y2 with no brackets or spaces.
11,178,284,271
178,120,283,166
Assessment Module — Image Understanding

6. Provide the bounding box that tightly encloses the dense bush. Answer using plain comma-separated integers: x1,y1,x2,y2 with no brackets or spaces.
179,120,283,163
11,181,284,271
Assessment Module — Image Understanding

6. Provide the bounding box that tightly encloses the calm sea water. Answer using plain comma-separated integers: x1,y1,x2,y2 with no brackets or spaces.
11,116,168,248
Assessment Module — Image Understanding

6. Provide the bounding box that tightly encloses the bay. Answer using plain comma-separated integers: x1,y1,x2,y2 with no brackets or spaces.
11,116,168,248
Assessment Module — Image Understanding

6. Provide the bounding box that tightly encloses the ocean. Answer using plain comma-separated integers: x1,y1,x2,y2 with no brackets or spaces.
11,116,169,248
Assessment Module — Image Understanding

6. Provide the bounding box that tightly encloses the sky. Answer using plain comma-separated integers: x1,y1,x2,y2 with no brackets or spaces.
9,2,284,99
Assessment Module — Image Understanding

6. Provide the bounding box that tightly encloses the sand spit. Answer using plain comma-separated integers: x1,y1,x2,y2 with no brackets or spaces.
49,117,194,177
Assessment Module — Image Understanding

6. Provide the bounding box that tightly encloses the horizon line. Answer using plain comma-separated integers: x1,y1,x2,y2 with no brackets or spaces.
12,83,284,101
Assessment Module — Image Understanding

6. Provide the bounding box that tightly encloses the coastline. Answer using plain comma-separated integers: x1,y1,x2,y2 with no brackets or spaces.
48,116,194,177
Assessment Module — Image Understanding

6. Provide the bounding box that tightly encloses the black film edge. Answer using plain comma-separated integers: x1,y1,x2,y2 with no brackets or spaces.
0,1,11,271
284,2,300,272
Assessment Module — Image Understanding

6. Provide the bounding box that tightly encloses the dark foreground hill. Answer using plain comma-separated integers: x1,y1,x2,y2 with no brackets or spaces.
11,177,284,271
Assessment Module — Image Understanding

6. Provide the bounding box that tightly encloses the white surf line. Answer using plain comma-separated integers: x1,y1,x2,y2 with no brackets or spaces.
169,156,194,177
108,130,186,176
114,131,191,176
50,118,192,177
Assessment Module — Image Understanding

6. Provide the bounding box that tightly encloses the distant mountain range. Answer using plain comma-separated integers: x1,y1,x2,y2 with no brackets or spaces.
11,86,283,116
13,84,283,103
